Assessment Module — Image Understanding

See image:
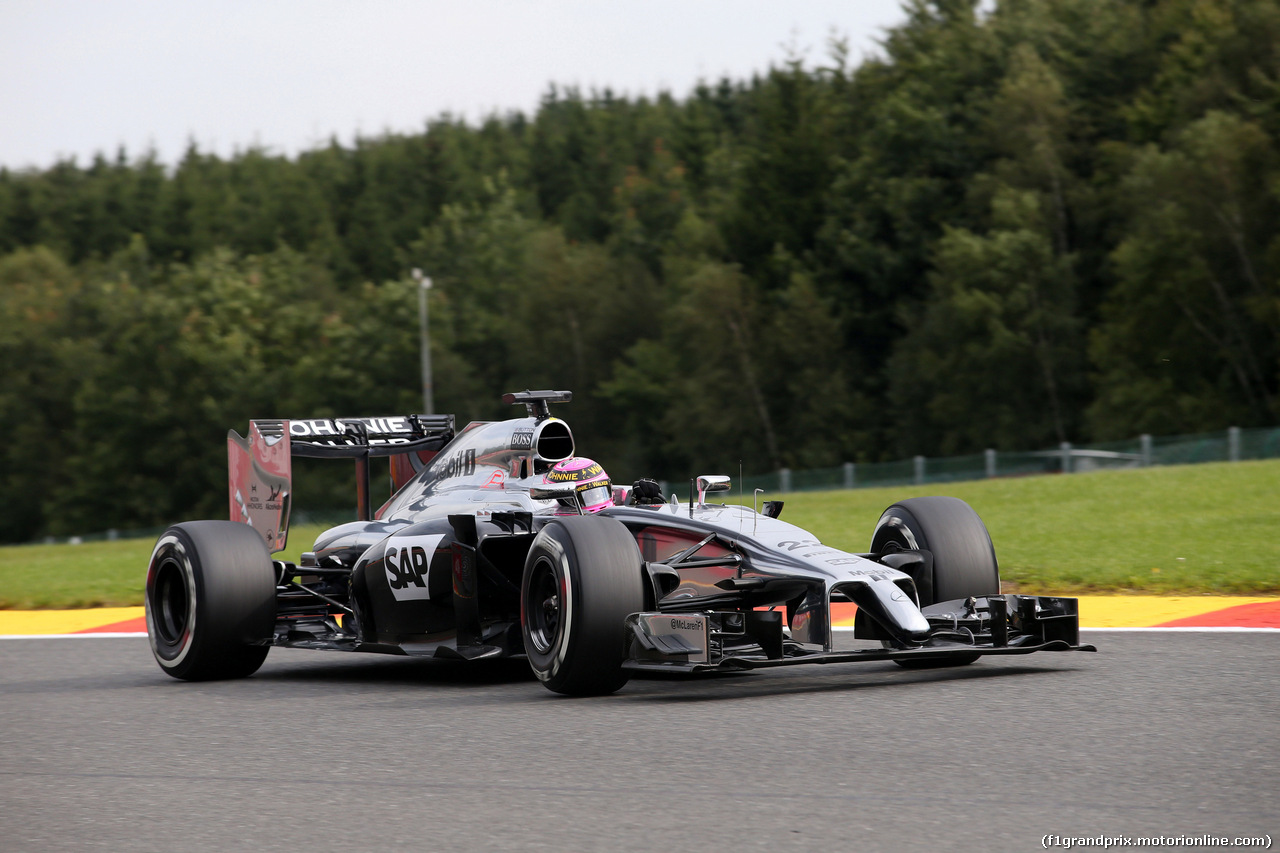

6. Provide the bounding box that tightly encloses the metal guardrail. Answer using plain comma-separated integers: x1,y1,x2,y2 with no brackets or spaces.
23,425,1280,545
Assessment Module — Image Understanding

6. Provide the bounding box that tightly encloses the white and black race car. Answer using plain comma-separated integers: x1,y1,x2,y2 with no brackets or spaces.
145,390,1094,696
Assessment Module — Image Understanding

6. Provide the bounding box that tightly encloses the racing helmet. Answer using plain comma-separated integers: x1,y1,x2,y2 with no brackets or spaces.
545,457,612,514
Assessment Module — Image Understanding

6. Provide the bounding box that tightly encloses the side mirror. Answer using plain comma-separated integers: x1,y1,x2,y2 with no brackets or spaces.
696,474,731,505
530,485,576,503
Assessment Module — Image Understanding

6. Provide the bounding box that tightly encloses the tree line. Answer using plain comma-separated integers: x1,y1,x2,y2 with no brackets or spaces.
1,0,1278,542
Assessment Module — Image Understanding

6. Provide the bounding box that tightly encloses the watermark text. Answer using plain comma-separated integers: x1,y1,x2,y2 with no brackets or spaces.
1042,835,1271,850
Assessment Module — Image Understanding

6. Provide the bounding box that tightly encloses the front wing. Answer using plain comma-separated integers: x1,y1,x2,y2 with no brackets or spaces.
622,594,1096,674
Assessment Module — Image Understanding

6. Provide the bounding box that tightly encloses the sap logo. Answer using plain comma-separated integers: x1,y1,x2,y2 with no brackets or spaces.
383,534,444,601
386,546,429,593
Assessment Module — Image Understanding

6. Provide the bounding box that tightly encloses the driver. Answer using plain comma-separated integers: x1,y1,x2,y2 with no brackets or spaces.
545,457,614,514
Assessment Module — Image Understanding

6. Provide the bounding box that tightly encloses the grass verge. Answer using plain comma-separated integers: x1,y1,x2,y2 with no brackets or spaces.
0,524,330,610
2,459,1277,609
777,459,1280,595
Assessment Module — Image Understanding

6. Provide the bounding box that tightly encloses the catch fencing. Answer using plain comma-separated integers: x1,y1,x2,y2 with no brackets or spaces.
664,425,1280,496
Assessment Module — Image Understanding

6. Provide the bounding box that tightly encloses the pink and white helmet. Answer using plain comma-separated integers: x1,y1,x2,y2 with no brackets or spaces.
545,457,613,514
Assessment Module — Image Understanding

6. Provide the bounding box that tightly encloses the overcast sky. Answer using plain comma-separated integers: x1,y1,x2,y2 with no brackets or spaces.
1,0,908,171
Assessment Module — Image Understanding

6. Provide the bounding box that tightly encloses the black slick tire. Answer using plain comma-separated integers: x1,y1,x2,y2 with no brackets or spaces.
871,496,1000,669
520,517,645,696
145,521,277,681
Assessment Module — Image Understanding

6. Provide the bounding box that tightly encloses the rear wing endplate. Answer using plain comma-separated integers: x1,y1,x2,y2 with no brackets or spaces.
229,415,454,552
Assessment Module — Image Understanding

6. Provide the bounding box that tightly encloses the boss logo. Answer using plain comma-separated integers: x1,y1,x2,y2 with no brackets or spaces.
512,430,534,449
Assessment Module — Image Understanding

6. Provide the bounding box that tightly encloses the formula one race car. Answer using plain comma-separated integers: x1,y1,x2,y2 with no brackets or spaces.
145,390,1094,695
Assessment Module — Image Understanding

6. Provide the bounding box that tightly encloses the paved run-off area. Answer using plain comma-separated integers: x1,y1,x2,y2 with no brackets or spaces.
1,630,1275,853
2,596,1279,637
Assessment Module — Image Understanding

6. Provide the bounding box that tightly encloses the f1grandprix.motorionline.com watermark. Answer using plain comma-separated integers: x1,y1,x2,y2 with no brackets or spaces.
1043,835,1272,850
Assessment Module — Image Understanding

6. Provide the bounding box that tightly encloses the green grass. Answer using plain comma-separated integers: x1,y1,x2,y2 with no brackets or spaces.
3,460,1278,609
0,524,330,610
769,459,1280,596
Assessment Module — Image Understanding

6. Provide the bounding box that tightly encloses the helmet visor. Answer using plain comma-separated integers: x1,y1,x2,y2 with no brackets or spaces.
576,483,612,510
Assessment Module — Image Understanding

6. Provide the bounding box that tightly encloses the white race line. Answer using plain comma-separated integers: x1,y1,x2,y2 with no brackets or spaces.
0,632,148,639
1081,626,1280,632
831,626,1280,633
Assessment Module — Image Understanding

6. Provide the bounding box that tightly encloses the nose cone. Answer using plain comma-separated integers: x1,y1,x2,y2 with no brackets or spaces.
841,578,931,644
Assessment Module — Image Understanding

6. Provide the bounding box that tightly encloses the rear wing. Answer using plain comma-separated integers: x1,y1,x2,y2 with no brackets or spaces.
228,414,455,552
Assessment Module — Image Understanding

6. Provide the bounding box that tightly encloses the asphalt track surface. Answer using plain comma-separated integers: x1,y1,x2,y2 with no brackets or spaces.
2,632,1275,853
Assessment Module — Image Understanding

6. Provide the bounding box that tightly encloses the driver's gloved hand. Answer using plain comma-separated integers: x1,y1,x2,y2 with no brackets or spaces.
630,478,665,505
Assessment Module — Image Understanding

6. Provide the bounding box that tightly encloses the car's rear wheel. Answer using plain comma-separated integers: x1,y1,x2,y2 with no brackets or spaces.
871,496,1000,668
145,521,277,680
520,517,645,696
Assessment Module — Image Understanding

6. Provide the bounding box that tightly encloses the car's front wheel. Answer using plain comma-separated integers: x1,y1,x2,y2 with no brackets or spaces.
871,496,1000,669
520,517,645,696
145,521,277,680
